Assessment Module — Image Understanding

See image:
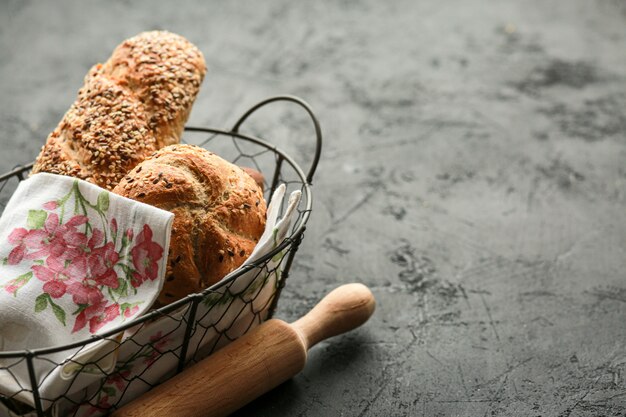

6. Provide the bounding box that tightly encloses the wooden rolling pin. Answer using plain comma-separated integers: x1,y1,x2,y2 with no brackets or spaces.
113,283,375,417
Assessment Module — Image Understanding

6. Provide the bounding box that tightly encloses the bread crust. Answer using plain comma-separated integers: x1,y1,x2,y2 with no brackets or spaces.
102,31,206,148
112,144,267,305
32,31,207,190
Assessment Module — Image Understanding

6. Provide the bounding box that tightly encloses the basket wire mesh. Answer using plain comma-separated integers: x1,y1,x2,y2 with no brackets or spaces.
0,95,321,417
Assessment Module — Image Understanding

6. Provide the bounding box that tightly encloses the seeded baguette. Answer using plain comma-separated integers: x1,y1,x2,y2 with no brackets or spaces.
112,144,267,306
32,31,207,190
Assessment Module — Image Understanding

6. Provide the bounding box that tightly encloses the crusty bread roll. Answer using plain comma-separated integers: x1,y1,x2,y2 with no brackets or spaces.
112,144,267,306
32,31,206,190
240,167,265,192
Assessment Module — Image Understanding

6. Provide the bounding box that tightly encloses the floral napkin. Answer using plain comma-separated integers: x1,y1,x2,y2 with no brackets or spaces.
0,173,174,409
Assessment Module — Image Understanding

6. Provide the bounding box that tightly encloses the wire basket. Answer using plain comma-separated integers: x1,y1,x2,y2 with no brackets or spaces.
0,95,322,417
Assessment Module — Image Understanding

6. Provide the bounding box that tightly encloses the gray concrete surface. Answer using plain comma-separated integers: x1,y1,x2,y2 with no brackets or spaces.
2,0,626,415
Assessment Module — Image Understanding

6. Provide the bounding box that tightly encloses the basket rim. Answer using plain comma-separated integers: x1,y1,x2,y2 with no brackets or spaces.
0,126,313,358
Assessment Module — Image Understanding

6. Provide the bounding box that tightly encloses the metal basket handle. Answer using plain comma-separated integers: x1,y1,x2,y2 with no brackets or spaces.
231,95,322,185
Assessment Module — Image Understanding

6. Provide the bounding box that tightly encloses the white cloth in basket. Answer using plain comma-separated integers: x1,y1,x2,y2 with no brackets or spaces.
0,173,174,410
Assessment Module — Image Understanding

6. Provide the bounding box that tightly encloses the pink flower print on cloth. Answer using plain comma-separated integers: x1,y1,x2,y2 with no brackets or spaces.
130,225,164,288
0,173,173,353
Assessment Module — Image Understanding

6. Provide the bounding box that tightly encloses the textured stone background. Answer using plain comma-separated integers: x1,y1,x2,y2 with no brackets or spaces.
2,0,626,416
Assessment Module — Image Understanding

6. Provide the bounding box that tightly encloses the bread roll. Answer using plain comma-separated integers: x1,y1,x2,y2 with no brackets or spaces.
32,31,207,190
240,167,265,192
112,144,267,305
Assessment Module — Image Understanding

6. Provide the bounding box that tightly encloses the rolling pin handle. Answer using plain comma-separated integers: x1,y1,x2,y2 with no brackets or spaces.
292,283,376,349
